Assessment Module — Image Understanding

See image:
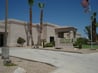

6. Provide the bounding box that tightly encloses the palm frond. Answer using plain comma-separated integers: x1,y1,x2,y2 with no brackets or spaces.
96,23,98,27
91,16,93,21
93,12,97,17
28,0,34,6
38,2,45,8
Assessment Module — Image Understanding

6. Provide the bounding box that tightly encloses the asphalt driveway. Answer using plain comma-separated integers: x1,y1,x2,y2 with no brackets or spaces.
0,47,98,73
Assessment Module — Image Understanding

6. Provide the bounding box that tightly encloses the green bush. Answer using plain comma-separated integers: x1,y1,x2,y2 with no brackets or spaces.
73,42,82,49
73,38,88,49
73,43,77,46
4,63,17,66
77,38,88,44
17,37,26,46
51,41,55,46
44,42,54,47
78,43,82,49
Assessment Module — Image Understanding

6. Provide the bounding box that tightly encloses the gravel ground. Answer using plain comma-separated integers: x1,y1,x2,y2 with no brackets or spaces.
0,56,56,73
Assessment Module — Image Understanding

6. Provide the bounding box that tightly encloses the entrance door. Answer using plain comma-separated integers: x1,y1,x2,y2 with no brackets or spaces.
50,37,54,43
0,33,4,47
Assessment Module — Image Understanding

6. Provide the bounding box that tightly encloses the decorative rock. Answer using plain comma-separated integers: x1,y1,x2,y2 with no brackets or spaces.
13,67,26,73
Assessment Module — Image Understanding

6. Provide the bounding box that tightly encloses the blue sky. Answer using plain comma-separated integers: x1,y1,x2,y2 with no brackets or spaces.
0,0,98,37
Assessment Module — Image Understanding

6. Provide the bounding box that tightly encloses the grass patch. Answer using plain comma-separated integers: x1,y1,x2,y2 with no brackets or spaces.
4,63,17,66
82,45,98,49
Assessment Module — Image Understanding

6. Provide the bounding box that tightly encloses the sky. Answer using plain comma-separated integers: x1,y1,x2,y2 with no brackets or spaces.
0,0,98,37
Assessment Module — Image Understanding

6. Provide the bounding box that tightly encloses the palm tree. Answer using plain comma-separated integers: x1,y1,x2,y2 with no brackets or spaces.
85,25,91,40
96,22,98,27
24,23,30,46
37,2,45,47
91,12,97,42
28,0,34,46
2,0,11,64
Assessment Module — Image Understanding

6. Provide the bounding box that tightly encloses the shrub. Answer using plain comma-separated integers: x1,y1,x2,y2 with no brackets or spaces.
44,42,54,47
77,38,88,44
73,42,82,49
78,43,82,49
51,41,55,46
73,43,77,46
17,37,25,47
4,63,17,66
73,38,88,49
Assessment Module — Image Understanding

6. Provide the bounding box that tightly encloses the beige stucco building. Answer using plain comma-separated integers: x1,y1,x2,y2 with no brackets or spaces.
0,19,81,47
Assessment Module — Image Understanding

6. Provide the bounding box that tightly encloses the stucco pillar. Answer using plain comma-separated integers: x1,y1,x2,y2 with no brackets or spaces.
69,31,74,42
7,23,11,46
55,32,57,44
55,32,61,48
73,31,76,42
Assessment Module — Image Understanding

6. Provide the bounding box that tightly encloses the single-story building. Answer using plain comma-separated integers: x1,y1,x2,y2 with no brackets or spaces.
0,19,81,48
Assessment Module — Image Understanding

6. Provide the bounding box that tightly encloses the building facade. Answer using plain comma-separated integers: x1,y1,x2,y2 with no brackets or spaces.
0,19,80,47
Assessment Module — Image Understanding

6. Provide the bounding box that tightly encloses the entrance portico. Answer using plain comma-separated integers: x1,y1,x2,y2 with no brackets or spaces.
55,27,77,49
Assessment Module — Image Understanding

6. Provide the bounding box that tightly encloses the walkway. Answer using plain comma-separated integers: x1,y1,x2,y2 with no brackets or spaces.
0,47,98,73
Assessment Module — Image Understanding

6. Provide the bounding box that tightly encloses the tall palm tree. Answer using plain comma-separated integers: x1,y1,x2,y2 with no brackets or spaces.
28,0,34,46
91,12,97,42
4,0,8,49
85,25,91,40
37,2,45,47
2,0,11,64
24,23,29,46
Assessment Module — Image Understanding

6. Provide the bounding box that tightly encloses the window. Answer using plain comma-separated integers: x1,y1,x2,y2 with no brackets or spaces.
58,32,64,38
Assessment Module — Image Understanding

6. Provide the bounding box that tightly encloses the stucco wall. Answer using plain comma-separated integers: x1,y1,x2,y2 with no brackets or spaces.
0,19,79,47
0,23,6,32
9,23,26,46
32,26,38,45
45,25,56,43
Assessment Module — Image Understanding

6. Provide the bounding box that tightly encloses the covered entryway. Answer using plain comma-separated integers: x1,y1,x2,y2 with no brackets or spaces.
0,32,4,47
55,27,77,49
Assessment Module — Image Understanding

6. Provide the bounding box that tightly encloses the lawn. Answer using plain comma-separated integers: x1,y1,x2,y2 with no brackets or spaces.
82,44,98,49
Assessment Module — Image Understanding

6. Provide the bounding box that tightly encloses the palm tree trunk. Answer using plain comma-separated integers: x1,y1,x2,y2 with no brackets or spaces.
92,18,96,42
37,28,41,48
4,0,8,47
40,9,43,33
2,0,9,59
38,9,43,47
29,7,34,46
24,24,29,46
2,0,11,64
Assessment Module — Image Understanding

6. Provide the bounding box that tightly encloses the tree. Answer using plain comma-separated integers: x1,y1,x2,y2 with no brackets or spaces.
17,37,26,47
37,2,45,47
2,0,11,64
85,25,91,40
28,0,34,46
91,12,97,42
95,23,98,41
96,22,98,27
96,34,98,41
24,23,30,46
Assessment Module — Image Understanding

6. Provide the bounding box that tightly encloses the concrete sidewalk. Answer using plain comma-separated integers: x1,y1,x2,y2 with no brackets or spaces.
0,47,98,73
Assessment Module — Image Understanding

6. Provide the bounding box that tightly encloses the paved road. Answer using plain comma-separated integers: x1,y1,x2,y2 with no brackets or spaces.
0,47,98,73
